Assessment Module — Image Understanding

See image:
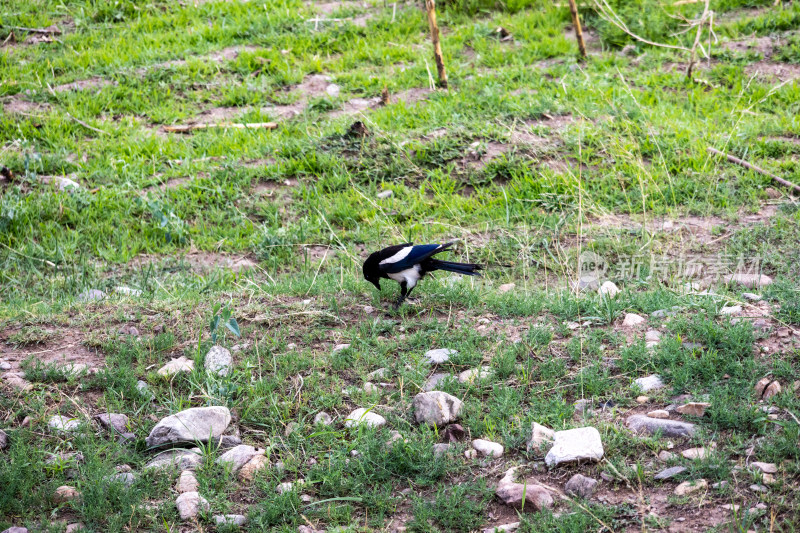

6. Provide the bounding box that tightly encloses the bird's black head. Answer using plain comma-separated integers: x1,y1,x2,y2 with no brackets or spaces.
362,251,382,291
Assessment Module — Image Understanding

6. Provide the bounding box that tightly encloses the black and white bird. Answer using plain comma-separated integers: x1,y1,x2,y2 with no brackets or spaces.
362,242,482,308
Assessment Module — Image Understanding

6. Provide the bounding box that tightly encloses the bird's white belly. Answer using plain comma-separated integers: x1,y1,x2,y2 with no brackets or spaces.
388,265,421,288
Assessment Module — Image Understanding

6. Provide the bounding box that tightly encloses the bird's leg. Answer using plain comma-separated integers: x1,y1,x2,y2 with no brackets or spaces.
394,282,408,310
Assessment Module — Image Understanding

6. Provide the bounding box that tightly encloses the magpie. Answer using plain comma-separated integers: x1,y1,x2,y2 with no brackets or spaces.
362,242,482,308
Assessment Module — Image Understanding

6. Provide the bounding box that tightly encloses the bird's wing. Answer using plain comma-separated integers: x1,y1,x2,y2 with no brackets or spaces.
378,243,452,273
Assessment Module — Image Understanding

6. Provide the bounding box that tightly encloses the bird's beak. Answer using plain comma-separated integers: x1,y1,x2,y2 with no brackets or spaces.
370,279,381,291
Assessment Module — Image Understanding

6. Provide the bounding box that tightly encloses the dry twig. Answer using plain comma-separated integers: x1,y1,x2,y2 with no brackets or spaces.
707,147,800,194
163,122,278,133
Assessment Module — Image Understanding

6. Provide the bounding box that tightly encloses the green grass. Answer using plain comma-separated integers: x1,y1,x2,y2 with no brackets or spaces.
2,0,800,531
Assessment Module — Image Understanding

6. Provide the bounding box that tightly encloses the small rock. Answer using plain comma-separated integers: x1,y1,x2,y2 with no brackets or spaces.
238,454,269,482
114,286,142,297
424,348,455,364
645,330,662,343
344,408,386,428
176,470,199,493
54,485,81,503
483,523,520,533
545,427,604,467
332,343,350,352
658,450,676,461
623,313,646,327
94,413,129,434
432,443,451,458
157,356,194,377
573,399,592,417
276,480,304,494
651,308,679,318
205,346,233,377
751,462,777,474
78,289,106,302
144,449,202,471
326,83,341,97
724,273,773,289
633,375,665,392
750,484,768,493
376,190,393,199
442,423,466,442
712,481,729,490
676,402,710,417
636,396,650,404
598,281,620,298
626,415,696,438
48,415,81,433
219,435,242,449
472,439,504,457
214,514,247,527
118,325,140,337
362,382,379,394
564,474,598,499
720,305,742,316
722,504,740,512
2,527,28,533
217,445,264,473
495,467,553,511
498,283,516,293
2,373,33,391
754,377,781,399
526,422,555,454
136,380,151,396
413,391,463,427
674,479,707,496
573,276,599,291
458,366,493,384
647,410,670,419
175,491,209,520
423,372,451,392
742,293,761,302
464,448,478,459
654,466,686,480
314,412,333,425
681,447,708,460
146,406,231,448
0,429,7,449
0,361,10,371
105,472,135,486
367,368,388,380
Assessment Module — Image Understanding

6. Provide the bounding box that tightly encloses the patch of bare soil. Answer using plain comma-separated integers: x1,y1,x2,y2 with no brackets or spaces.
52,77,114,93
136,45,259,74
744,61,800,82
193,106,249,124
0,329,104,375
716,6,771,24
393,87,434,105
145,176,192,191
328,96,382,118
719,35,777,57
252,178,297,196
765,135,800,145
2,96,52,115
131,252,258,273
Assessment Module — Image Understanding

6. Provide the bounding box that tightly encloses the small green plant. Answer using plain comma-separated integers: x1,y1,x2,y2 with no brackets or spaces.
209,304,241,344
135,196,187,244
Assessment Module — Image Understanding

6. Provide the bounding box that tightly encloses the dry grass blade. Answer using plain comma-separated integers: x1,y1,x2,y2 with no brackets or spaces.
162,122,278,133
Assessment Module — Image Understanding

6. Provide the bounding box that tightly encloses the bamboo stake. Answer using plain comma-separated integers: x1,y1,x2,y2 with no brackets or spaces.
708,147,800,194
425,0,448,89
567,0,587,58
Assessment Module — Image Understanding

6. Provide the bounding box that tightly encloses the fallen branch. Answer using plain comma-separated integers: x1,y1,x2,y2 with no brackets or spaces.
163,122,278,133
708,146,800,194
4,25,62,34
67,112,108,135
425,0,448,89
567,0,587,57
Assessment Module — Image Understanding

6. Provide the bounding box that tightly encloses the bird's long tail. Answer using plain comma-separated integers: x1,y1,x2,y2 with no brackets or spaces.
428,259,482,276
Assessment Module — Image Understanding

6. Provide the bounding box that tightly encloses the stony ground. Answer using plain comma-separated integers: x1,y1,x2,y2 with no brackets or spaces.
1,0,800,531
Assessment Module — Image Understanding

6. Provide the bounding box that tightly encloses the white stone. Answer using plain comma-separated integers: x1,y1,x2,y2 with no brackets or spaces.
276,480,304,494
622,313,645,327
544,427,604,467
424,348,455,364
633,374,664,392
144,449,202,471
314,412,333,425
376,190,393,199
742,292,762,302
458,366,493,384
114,286,142,297
413,391,463,427
472,439,504,457
325,84,341,97
724,273,772,288
77,289,105,302
175,470,199,493
145,406,231,447
344,408,386,428
175,491,209,520
333,343,350,352
645,330,662,343
598,281,620,298
484,522,520,533
214,515,247,527
48,415,81,433
498,283,516,293
157,356,194,377
217,445,264,473
526,422,555,454
205,345,232,376
720,305,742,316
647,410,670,419
674,479,707,496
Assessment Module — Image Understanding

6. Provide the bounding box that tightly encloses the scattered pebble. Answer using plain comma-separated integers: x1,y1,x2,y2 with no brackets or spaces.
217,445,264,473
564,474,598,499
598,281,620,298
724,273,772,289
674,479,707,496
0,429,7,449
94,413,129,434
314,412,333,425
205,345,233,377
527,422,555,454
750,484,768,493
146,406,231,447
77,289,106,302
157,356,194,377
498,283,516,293
144,449,202,471
276,480,304,494
332,343,350,353
376,190,393,199
712,480,728,490
423,372,451,392
636,396,650,404
720,305,742,316
645,330,662,343
545,427,604,467
633,375,665,392
105,472,135,486
626,415,696,438
654,466,686,480
238,454,269,483
367,368,388,380
742,293,762,302
495,467,553,510
458,366,493,384
754,377,781,400
647,410,670,419
48,415,81,433
657,450,676,461
175,491,209,520
681,447,709,460
622,313,645,327
483,522,520,533
424,348,456,364
176,470,199,493
344,408,386,428
213,515,247,527
53,485,81,503
472,439,504,457
432,443,451,458
751,462,777,474
413,391,463,427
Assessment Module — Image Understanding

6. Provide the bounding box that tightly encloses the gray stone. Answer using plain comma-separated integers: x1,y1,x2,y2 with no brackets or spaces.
423,372,451,392
314,412,333,425
344,408,385,428
658,450,676,461
114,286,142,297
219,435,242,449
526,422,555,454
645,330,662,343
332,343,350,352
205,346,232,377
751,462,778,474
651,307,681,318
573,399,592,417
144,449,202,471
95,413,129,434
472,439,504,457
54,485,81,503
432,443,451,458
633,375,665,392
0,429,7,449
2,373,32,391
724,273,772,289
136,380,152,396
458,366,493,384
742,292,762,302
564,474,598,499
495,467,553,510
750,484,768,493
78,289,106,302
545,427,604,467
176,470,199,493
1,528,29,533
413,391,463,427
48,415,81,433
145,406,231,447
376,190,393,199
157,356,194,377
424,348,455,364
367,368,388,380
654,466,687,480
674,479,707,496
720,305,742,316
217,445,264,473
214,515,247,527
175,491,209,520
0,361,10,370
626,415,696,438
622,313,646,327
105,472,135,486
484,522,520,533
